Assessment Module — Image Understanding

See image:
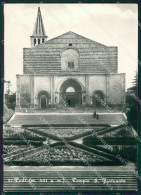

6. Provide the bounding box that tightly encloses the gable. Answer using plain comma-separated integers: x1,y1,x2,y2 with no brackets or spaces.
46,31,107,47
23,31,118,74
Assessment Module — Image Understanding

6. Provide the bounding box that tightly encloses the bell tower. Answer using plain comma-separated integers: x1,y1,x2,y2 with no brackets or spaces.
30,7,47,47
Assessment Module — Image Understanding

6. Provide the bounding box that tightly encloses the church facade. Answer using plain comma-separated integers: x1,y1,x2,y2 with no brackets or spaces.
16,7,125,109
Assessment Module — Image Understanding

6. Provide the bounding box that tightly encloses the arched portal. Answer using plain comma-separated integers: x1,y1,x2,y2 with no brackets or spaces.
40,95,47,109
60,79,82,107
92,90,104,107
38,91,50,109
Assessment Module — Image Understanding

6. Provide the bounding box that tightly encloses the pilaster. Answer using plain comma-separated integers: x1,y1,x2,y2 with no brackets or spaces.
85,75,90,104
106,75,109,104
16,75,21,108
30,75,34,107
50,76,55,104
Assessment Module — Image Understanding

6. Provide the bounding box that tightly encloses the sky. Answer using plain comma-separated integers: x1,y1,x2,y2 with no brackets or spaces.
4,3,138,93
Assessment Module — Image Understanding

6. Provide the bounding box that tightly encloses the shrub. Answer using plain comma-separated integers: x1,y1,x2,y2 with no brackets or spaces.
83,137,137,145
113,146,137,162
4,160,122,166
3,140,43,147
3,137,46,141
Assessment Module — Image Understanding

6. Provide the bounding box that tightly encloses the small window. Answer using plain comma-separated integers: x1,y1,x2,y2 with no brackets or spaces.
38,39,40,44
34,39,36,46
42,38,44,43
69,43,72,46
68,61,74,69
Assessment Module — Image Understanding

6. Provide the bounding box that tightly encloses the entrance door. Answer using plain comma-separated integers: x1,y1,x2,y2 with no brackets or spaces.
66,95,75,107
92,91,104,107
40,95,47,109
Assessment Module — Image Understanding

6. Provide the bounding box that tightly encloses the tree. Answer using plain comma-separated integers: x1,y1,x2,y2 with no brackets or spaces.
4,80,16,110
126,72,138,130
4,80,12,95
6,92,16,110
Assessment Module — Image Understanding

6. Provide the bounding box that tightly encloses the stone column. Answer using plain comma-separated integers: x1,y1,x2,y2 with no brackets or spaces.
16,75,21,108
54,92,58,104
85,75,90,104
36,38,38,46
50,76,54,104
34,76,38,109
106,75,109,104
52,76,54,104
30,37,34,47
82,92,86,105
90,97,93,105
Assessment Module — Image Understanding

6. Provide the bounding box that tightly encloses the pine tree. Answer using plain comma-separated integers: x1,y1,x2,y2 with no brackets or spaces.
126,72,138,130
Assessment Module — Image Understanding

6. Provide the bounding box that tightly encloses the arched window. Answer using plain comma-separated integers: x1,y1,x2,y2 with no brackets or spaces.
66,87,75,92
38,39,40,44
68,61,74,69
42,38,44,43
61,49,79,70
34,39,36,46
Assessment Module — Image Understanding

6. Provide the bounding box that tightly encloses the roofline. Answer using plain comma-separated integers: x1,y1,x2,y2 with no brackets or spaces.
46,31,116,48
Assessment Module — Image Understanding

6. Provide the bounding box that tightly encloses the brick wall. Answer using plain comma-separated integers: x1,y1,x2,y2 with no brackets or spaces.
23,32,118,74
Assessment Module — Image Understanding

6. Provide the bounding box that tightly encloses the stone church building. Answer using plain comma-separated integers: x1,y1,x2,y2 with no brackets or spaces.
16,7,125,109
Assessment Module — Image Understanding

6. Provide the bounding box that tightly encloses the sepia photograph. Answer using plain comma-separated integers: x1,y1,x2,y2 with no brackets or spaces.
1,2,140,193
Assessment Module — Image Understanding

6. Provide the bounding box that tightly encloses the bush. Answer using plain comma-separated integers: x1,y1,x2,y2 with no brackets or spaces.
23,124,110,128
4,160,122,166
25,126,109,141
4,140,43,147
113,146,137,162
3,137,46,141
3,105,14,123
83,143,137,162
116,128,132,137
83,137,137,145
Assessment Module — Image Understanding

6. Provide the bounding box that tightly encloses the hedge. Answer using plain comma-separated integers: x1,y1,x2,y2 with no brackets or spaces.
3,137,46,141
22,124,110,128
83,137,137,145
25,127,108,141
69,142,119,161
83,144,137,162
4,160,122,166
26,128,61,141
3,141,43,147
112,146,137,162
68,127,107,141
49,141,119,162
